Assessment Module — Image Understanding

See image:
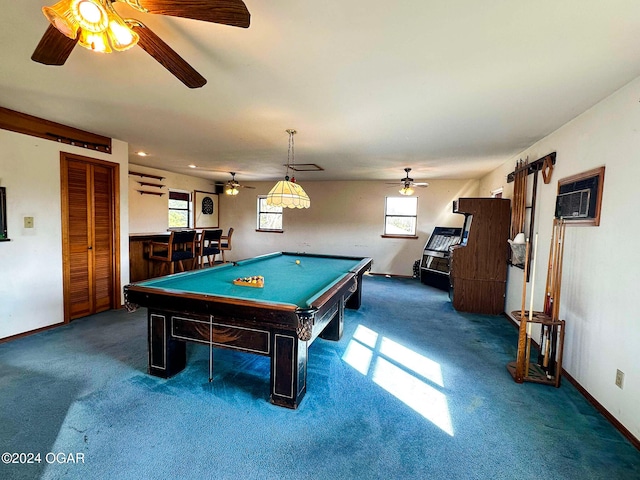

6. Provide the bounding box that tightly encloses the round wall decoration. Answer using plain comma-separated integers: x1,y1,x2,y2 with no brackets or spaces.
202,196,214,215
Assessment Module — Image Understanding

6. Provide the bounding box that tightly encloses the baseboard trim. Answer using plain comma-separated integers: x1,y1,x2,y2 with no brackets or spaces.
562,371,640,451
0,321,65,344
367,272,415,279
502,313,640,451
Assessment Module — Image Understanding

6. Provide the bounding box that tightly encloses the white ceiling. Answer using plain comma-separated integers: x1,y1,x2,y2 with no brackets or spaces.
2,1,640,185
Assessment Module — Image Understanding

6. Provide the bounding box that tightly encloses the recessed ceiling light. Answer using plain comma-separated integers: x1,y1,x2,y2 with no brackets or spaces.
136,151,148,157
188,164,197,168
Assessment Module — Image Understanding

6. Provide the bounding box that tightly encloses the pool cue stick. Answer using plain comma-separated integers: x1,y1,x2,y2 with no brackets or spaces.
521,239,529,317
551,221,561,319
520,160,528,234
541,219,561,364
552,220,566,322
524,233,539,375
514,238,531,382
517,160,527,237
540,220,557,364
527,167,538,279
511,163,518,238
543,325,551,369
545,220,560,319
548,220,566,379
544,219,557,316
512,160,519,238
516,166,521,232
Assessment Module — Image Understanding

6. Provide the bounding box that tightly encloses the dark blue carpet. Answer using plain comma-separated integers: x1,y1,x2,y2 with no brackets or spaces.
1,276,638,479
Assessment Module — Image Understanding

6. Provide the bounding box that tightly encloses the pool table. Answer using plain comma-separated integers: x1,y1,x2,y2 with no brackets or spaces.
124,252,372,408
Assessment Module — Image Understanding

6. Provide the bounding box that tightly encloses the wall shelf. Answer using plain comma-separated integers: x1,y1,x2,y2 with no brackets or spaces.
137,190,165,197
138,181,165,188
129,171,165,181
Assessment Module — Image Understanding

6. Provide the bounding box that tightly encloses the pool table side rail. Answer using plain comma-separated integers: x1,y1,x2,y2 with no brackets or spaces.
123,254,372,335
281,252,373,267
124,284,299,312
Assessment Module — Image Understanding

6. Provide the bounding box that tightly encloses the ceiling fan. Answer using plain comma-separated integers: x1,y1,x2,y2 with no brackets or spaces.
31,0,251,88
220,172,255,195
387,168,429,196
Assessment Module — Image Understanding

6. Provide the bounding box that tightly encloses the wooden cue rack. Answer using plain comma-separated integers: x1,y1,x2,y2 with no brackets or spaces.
507,312,565,387
507,152,556,281
507,219,566,388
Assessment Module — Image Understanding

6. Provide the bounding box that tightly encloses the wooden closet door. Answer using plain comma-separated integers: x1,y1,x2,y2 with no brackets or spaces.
61,153,119,321
92,164,114,313
65,159,93,319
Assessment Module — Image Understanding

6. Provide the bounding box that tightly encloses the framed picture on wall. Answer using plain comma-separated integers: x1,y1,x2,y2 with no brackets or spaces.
193,190,219,229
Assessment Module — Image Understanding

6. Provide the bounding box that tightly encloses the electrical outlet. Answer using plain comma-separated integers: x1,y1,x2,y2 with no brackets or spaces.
24,216,34,228
615,369,624,389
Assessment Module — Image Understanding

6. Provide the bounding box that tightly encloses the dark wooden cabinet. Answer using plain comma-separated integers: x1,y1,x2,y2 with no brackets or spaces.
129,233,171,282
449,198,511,314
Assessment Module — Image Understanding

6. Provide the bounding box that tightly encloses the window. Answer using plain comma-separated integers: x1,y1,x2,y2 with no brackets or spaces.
257,196,283,231
384,197,418,236
168,191,191,228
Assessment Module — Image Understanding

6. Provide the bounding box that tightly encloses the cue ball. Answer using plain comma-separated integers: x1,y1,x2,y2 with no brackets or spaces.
295,260,301,264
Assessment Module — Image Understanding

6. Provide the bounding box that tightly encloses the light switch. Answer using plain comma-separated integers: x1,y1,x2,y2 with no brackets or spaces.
24,216,34,228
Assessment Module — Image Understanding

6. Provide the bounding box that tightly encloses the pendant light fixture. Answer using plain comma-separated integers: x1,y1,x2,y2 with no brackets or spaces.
266,129,310,209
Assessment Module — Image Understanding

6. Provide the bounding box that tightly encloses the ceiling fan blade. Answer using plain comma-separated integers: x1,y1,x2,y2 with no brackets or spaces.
240,185,256,189
132,23,207,88
31,25,78,66
132,0,250,28
414,183,429,187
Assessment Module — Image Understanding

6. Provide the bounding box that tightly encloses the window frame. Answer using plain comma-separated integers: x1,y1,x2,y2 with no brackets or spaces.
256,195,283,232
168,190,192,229
382,196,419,238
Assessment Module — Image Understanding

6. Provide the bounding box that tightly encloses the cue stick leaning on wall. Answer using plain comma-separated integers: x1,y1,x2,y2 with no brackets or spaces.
514,238,531,382
524,233,539,373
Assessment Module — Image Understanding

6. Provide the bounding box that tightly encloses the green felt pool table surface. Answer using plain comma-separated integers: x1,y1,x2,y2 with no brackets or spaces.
132,252,367,308
124,252,373,408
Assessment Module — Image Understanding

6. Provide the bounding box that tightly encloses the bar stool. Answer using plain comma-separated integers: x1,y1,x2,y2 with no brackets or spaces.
219,227,234,263
149,230,197,275
197,229,222,268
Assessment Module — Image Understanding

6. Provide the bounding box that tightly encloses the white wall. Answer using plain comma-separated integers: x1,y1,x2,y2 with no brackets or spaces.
126,168,480,275
128,164,218,233
218,179,479,275
0,130,129,340
479,77,640,440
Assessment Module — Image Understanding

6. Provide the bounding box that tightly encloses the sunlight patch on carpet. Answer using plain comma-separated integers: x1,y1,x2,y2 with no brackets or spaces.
343,324,454,436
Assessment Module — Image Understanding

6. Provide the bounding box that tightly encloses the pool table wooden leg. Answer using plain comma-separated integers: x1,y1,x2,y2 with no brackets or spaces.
319,297,344,341
270,331,307,409
345,272,366,310
148,312,186,378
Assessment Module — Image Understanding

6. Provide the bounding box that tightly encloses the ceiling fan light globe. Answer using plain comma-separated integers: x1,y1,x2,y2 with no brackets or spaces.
71,0,109,33
78,29,112,53
42,1,79,39
225,186,239,196
399,186,414,196
107,18,139,51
